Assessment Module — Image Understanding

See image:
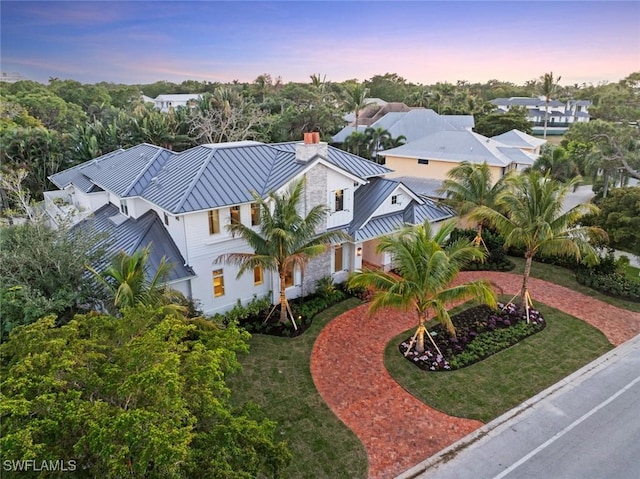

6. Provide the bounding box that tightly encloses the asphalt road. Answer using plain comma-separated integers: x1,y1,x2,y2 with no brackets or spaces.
398,335,640,479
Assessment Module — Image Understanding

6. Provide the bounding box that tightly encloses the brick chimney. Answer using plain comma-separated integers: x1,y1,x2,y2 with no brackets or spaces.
295,132,328,163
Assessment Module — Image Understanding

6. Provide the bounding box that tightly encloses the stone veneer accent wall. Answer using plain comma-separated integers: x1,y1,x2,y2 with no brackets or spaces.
301,165,329,294
302,249,332,296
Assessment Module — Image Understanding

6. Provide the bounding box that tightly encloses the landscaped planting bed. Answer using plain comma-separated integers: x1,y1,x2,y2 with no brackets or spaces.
399,303,546,371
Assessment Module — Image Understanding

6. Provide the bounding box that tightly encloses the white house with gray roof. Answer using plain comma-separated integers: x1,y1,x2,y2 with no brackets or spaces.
47,137,454,316
491,96,591,135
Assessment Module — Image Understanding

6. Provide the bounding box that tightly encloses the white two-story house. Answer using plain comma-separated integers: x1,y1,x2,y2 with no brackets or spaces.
490,97,591,135
46,136,454,315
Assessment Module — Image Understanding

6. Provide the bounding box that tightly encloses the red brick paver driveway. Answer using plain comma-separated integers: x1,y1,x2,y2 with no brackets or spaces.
310,271,640,479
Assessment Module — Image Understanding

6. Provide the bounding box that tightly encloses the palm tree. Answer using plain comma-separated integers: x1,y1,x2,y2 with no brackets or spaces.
348,220,496,355
472,171,607,320
437,162,506,249
533,145,580,183
217,178,349,326
343,83,372,132
89,245,185,313
541,72,562,139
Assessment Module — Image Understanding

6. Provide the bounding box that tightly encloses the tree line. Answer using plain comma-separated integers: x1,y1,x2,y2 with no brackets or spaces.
1,71,638,207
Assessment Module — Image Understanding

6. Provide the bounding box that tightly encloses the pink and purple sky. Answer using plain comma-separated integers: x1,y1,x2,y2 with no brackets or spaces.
1,1,639,86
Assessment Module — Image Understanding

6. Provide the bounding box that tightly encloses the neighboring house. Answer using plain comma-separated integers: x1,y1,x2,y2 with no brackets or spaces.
142,93,205,112
332,108,474,144
491,97,591,135
46,137,454,316
378,129,539,185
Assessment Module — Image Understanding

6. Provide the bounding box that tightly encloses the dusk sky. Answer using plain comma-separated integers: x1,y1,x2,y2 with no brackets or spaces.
2,1,639,87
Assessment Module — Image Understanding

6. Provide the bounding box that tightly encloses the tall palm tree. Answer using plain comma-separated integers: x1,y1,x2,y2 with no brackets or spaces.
541,71,561,139
472,171,607,320
89,245,185,313
437,162,506,249
348,220,496,355
217,178,349,325
343,83,372,132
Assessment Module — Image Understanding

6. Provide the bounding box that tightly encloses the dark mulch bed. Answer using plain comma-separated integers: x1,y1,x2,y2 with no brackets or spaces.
399,303,546,371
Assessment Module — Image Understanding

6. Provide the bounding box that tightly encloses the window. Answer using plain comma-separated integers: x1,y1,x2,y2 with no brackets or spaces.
254,266,263,285
119,199,129,216
391,195,399,205
212,269,225,297
164,212,169,226
208,210,220,235
251,203,260,226
417,159,429,165
230,205,241,224
334,189,344,212
334,244,343,272
284,264,294,287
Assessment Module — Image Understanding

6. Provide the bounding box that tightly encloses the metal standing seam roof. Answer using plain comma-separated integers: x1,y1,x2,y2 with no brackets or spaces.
351,199,454,242
497,147,536,166
379,130,513,167
349,178,404,235
76,203,194,282
491,129,547,149
49,149,124,189
50,141,392,215
393,176,446,199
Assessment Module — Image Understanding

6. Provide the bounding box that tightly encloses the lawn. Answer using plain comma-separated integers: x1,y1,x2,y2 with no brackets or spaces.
626,265,640,281
508,256,640,313
385,300,614,423
227,258,636,477
227,298,367,479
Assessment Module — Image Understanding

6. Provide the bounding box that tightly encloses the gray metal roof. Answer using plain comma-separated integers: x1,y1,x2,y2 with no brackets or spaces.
77,203,194,282
331,109,474,144
350,178,402,235
51,141,391,215
491,129,546,149
351,199,454,242
497,147,536,166
50,149,124,189
403,198,455,224
79,144,168,196
380,130,512,167
491,97,565,108
393,176,446,199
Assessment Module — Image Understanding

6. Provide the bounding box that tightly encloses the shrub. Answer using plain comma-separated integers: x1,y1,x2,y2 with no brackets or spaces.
399,303,546,371
449,228,515,272
575,270,640,302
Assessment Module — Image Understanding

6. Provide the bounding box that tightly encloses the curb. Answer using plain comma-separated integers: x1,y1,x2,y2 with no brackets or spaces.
396,333,640,479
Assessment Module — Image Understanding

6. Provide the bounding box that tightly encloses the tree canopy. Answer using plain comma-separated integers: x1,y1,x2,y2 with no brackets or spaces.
0,306,291,477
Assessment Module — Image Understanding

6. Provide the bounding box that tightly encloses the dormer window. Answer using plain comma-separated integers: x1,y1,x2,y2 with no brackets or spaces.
119,199,129,216
391,195,399,205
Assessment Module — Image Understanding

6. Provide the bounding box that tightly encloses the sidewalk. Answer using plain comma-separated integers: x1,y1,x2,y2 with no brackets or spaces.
397,333,640,479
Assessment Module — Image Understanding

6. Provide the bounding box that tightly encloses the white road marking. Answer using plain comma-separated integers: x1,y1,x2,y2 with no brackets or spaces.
492,374,640,479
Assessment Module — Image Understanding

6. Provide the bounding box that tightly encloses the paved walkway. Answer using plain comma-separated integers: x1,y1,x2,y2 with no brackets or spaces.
310,271,640,479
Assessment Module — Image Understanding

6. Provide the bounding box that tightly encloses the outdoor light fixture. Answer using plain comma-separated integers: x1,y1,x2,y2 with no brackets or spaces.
356,247,363,256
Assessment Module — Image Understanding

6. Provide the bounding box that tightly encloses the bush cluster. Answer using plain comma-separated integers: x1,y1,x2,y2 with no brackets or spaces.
399,303,546,371
216,277,359,337
575,270,640,302
449,228,515,272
